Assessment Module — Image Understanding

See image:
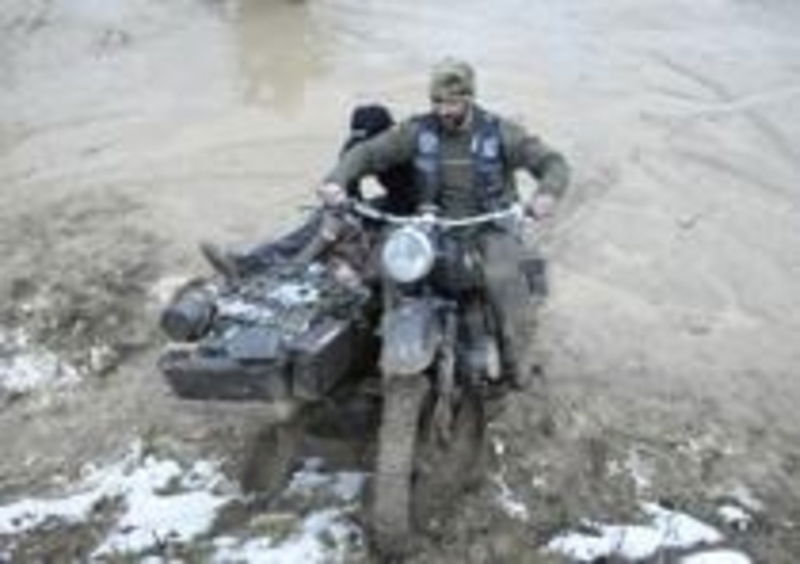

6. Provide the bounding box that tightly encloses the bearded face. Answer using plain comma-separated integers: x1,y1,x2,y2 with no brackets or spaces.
432,96,471,131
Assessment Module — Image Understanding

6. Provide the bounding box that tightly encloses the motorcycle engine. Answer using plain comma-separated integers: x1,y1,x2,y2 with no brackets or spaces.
433,236,484,294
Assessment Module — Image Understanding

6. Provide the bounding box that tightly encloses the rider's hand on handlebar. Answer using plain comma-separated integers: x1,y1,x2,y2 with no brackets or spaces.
526,192,557,220
318,182,347,208
417,203,438,225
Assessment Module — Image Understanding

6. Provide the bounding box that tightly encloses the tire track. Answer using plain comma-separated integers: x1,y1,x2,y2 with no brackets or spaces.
670,147,791,198
649,52,800,178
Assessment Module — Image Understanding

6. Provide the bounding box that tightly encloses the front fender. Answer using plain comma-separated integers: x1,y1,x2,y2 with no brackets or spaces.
380,298,441,376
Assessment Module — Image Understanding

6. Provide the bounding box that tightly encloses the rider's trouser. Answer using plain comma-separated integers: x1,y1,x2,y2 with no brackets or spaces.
242,195,403,273
480,230,535,385
244,209,323,271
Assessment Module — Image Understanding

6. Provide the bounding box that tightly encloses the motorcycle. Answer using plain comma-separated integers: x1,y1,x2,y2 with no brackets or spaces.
157,199,531,554
347,200,525,554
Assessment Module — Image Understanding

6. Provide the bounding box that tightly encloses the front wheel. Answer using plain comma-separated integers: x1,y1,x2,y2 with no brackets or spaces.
371,374,428,557
413,390,487,532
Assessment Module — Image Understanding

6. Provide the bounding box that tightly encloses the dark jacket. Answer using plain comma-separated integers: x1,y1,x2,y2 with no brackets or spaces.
328,105,570,218
340,104,417,215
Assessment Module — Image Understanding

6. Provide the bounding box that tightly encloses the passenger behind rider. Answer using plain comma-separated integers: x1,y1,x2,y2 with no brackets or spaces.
200,104,415,278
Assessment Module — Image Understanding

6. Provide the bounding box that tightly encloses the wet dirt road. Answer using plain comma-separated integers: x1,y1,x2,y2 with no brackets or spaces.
1,0,800,561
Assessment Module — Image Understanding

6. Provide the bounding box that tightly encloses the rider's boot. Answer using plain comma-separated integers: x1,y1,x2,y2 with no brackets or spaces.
503,353,533,390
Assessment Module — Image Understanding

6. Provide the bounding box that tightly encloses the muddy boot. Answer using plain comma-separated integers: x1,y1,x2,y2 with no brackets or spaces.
504,360,529,391
199,241,241,280
521,256,548,298
500,342,536,391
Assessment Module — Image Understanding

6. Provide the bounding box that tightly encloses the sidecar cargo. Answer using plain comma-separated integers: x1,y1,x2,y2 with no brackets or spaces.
159,316,363,401
158,263,372,403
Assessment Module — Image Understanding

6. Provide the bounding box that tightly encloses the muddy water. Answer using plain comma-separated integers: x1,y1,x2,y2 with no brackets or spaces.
2,0,800,553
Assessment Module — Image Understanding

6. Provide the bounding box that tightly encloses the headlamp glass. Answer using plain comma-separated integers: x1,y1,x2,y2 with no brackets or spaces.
381,226,435,284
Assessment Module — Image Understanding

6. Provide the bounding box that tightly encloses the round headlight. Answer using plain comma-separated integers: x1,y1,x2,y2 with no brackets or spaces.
381,226,435,284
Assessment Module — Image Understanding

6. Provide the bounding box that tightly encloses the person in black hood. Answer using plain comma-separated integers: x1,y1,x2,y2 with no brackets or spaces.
340,104,417,214
201,103,415,277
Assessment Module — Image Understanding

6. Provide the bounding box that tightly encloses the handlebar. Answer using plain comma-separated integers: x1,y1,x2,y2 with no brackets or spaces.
348,201,525,229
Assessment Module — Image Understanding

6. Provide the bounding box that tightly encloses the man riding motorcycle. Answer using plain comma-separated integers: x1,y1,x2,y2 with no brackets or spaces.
319,58,570,386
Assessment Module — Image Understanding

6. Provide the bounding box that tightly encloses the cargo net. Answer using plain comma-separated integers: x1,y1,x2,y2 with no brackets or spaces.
210,262,368,343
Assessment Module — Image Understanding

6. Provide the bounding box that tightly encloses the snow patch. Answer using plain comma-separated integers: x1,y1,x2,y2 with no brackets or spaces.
0,442,232,556
490,437,529,522
0,482,103,535
624,449,652,493
88,343,116,373
92,456,230,556
0,449,366,561
726,484,765,513
209,458,366,563
682,549,752,564
717,504,752,531
211,508,361,564
547,503,727,562
286,458,367,503
0,328,80,394
492,472,530,522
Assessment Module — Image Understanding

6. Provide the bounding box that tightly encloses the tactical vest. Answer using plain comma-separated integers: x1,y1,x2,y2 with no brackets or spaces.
413,106,510,213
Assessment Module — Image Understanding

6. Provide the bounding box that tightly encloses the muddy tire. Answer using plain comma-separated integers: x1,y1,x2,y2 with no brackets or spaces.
371,375,428,557
413,391,487,531
239,416,304,496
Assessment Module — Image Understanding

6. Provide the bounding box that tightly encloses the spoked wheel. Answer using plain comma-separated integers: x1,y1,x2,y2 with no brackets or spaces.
371,375,429,558
413,390,487,532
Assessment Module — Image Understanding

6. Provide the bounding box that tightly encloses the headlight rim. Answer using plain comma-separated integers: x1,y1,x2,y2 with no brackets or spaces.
380,225,436,284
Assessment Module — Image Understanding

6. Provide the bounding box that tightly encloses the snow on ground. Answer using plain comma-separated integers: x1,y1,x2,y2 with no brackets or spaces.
546,502,752,563
92,458,231,556
491,471,530,522
286,457,367,503
211,507,362,564
0,444,366,561
717,505,752,532
681,549,753,564
491,437,531,522
0,328,80,394
207,457,369,563
486,439,758,563
0,441,232,554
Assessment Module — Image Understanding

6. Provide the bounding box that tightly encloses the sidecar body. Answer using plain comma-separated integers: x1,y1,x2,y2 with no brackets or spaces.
158,262,374,403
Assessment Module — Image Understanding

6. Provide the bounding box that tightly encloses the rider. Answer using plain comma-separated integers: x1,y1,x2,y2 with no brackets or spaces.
318,58,570,386
201,104,415,277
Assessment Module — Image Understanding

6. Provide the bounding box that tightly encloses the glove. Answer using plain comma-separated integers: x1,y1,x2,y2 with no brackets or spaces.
317,182,347,207
526,193,557,220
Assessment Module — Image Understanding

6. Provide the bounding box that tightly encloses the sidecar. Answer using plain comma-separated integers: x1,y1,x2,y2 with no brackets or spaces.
157,261,375,403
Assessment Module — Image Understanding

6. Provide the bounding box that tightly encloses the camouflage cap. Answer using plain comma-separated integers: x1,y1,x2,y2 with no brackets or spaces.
429,58,475,101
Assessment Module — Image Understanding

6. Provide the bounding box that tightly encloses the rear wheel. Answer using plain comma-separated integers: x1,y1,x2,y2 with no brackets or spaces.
239,410,305,497
371,375,428,557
